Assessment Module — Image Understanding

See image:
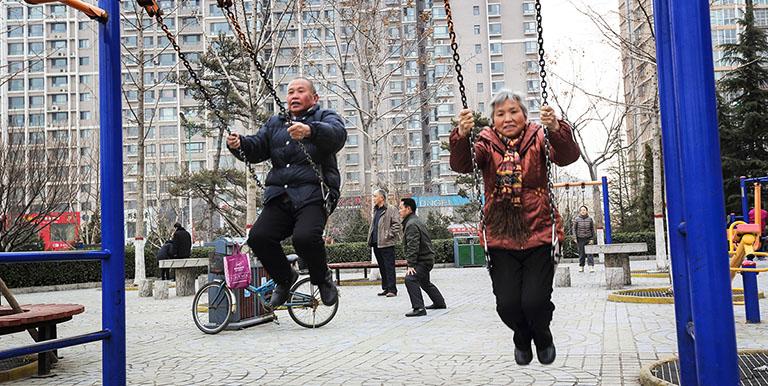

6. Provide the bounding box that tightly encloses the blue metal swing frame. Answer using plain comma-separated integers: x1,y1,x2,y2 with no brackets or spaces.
0,0,126,383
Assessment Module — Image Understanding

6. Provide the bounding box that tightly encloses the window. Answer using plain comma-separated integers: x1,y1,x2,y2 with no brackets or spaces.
50,23,67,34
160,125,177,138
711,8,737,26
474,44,482,54
346,135,358,146
50,5,67,16
489,23,502,35
477,82,484,93
523,2,535,15
7,26,23,38
8,79,23,91
7,7,23,20
122,36,137,47
28,24,43,37
27,78,43,90
180,17,199,28
161,162,178,175
8,114,24,127
159,107,176,121
78,21,88,30
476,63,483,73
524,21,536,34
473,5,480,15
159,89,176,102
80,111,92,120
492,81,505,93
144,36,155,48
527,98,541,112
346,153,360,165
712,29,737,46
7,43,23,56
51,76,68,87
161,144,178,156
491,62,504,74
8,97,25,109
189,161,206,172
437,104,454,116
756,9,768,27
158,53,176,66
51,94,68,104
526,79,541,92
210,22,231,34
29,95,44,107
433,26,449,39
50,112,68,124
182,34,201,44
80,75,92,84
185,142,204,153
525,41,537,54
50,40,67,50
79,57,90,66
473,25,481,35
345,172,360,183
29,130,44,142
526,60,538,73
51,58,68,69
487,4,500,16
28,42,44,55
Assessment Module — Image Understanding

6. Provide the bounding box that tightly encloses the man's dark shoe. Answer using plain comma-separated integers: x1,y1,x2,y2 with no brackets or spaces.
317,271,338,306
377,291,388,296
514,347,533,365
537,344,556,365
425,303,446,310
405,308,427,317
269,268,299,308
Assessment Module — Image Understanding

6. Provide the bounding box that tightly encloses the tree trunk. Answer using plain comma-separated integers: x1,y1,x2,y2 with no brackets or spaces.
651,118,669,271
134,15,147,283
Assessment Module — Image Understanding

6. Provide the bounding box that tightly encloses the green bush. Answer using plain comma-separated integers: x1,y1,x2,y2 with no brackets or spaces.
271,239,455,264
1,245,214,289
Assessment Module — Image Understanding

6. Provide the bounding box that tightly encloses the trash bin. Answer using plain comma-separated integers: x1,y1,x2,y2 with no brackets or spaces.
205,237,274,329
453,236,486,267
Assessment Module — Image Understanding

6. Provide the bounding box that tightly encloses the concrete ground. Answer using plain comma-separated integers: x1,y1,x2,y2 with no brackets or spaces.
3,260,768,385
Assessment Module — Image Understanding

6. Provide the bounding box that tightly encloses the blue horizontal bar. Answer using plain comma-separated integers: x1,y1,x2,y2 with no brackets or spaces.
742,177,768,184
0,250,110,263
0,330,110,360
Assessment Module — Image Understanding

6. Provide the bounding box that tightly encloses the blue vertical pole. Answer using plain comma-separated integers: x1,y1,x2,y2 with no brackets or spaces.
665,0,739,384
742,261,761,323
99,0,126,384
741,176,749,221
601,176,611,244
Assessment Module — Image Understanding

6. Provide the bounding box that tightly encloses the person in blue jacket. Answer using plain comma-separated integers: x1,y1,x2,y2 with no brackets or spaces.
226,78,346,308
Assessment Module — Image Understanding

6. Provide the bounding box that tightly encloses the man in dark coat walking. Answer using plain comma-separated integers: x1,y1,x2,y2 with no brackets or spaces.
400,198,446,317
226,77,346,308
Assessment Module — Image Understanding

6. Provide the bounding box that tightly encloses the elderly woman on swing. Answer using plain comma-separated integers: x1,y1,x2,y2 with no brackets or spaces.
449,90,580,366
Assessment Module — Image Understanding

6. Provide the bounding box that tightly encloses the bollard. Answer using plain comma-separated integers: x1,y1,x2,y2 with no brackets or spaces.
742,260,761,323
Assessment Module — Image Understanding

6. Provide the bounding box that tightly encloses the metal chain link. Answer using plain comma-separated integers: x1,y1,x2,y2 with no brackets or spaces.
221,5,331,211
154,13,265,190
535,0,560,262
445,0,490,270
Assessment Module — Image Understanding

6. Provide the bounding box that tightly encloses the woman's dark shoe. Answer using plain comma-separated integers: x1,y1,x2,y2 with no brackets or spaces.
425,304,446,310
536,344,556,365
514,347,533,365
317,271,338,306
377,291,388,296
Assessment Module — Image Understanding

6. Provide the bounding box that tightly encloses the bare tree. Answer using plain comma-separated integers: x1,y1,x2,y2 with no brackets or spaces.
0,137,79,252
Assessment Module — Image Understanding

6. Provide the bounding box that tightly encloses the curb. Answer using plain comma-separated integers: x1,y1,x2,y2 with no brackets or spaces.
640,349,768,385
608,287,764,304
0,357,37,383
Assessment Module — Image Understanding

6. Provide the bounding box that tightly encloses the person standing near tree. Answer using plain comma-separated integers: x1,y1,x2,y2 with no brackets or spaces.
367,189,402,297
573,206,596,272
226,77,346,308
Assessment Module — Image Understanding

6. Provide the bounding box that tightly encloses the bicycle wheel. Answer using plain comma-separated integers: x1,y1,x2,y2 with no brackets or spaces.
192,281,233,334
287,277,338,328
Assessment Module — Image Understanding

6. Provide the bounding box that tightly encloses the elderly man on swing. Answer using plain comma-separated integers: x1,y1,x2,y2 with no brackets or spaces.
450,90,580,365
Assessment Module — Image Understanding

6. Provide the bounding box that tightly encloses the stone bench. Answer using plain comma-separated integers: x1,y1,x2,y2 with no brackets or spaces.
585,243,648,288
159,258,208,296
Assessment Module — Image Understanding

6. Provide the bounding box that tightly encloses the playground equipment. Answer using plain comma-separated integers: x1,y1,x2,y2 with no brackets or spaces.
0,0,126,383
553,177,612,244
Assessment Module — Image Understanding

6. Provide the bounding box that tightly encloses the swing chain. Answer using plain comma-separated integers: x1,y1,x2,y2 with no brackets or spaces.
534,0,559,262
221,4,332,212
444,0,490,269
153,12,265,189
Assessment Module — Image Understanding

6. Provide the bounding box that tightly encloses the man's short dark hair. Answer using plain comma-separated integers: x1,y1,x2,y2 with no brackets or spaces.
401,198,417,213
173,222,182,229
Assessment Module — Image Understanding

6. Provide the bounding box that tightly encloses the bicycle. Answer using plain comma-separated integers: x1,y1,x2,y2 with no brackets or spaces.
192,257,338,334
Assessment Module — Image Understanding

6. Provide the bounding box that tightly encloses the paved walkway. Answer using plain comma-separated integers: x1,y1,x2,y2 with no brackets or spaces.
3,261,768,385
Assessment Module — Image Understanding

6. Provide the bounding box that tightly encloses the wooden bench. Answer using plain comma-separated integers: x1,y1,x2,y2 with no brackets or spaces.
585,243,648,287
327,260,409,285
0,304,84,376
159,258,208,296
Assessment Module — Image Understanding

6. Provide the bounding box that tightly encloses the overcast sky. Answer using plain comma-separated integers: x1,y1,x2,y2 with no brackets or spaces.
544,0,624,181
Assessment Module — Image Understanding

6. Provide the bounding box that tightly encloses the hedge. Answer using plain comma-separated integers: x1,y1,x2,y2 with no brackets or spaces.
2,233,656,288
1,245,213,289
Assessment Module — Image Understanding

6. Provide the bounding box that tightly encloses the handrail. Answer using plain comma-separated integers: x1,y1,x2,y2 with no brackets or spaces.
0,250,110,263
0,330,110,360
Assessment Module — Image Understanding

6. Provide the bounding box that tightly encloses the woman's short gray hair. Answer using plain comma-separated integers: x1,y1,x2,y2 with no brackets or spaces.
373,189,387,199
490,89,528,118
